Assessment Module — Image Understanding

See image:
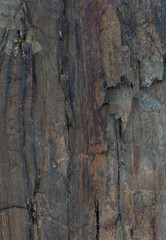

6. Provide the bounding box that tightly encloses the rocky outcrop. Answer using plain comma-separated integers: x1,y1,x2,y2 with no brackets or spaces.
0,0,165,239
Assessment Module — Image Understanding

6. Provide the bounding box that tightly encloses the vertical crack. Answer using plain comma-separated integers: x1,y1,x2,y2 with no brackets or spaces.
20,3,40,239
29,47,40,240
62,0,67,18
0,27,9,72
130,228,134,239
94,199,100,240
163,53,166,80
115,118,124,239
27,199,37,240
57,1,76,239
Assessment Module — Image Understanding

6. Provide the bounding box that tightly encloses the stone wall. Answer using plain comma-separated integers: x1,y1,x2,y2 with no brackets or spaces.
0,0,165,239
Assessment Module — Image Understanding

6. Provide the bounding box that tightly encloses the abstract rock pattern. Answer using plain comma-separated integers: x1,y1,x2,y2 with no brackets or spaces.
0,0,165,239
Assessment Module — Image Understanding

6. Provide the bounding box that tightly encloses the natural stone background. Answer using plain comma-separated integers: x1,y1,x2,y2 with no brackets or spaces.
0,0,165,239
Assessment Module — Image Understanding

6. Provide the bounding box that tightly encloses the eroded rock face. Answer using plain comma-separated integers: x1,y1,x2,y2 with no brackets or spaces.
0,0,165,239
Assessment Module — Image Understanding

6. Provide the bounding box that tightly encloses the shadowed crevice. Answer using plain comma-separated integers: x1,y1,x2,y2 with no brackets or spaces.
95,199,100,240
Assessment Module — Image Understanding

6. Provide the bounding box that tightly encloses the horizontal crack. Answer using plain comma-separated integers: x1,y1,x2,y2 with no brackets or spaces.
0,205,27,214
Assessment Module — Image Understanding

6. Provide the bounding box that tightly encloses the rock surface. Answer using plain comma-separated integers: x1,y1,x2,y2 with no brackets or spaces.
0,0,165,239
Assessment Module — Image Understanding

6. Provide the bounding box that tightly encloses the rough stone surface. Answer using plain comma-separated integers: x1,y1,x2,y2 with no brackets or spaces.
0,0,165,239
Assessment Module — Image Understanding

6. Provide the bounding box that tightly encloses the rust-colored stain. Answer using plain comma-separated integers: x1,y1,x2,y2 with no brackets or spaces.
78,0,105,154
150,217,157,240
83,50,104,154
78,0,106,210
134,145,139,176
84,0,102,33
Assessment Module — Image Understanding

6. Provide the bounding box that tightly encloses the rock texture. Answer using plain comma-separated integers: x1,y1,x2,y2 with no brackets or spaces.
0,0,165,239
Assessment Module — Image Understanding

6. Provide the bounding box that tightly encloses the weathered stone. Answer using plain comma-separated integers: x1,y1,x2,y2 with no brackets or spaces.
0,0,165,239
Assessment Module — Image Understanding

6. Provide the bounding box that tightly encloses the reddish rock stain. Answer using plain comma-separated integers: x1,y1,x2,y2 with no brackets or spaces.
84,0,102,33
79,0,104,153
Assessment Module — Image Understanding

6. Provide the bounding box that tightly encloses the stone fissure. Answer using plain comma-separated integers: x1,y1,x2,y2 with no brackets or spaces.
0,0,165,239
0,28,9,50
0,205,27,214
115,118,124,238
95,199,100,240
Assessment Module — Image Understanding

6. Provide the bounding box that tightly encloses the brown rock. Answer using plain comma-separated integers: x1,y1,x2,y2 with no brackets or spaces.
0,0,165,239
